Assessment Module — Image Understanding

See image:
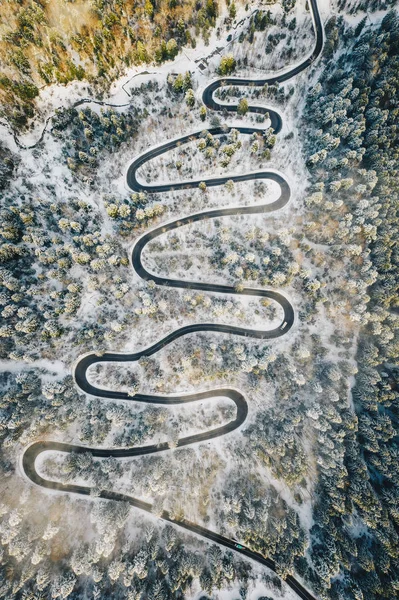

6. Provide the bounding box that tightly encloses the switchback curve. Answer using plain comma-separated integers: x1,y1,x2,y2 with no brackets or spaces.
202,0,323,116
22,2,323,599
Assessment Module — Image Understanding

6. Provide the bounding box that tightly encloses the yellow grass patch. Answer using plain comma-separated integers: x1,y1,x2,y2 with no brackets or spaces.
45,0,98,36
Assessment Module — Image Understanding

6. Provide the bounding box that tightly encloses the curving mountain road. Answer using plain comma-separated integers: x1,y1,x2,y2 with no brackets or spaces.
22,1,323,598
202,0,323,116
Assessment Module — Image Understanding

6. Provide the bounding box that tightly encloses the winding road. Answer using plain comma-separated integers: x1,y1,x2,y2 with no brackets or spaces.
22,1,323,598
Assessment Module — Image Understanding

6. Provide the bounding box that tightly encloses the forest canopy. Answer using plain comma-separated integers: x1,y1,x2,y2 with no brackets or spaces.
0,0,219,127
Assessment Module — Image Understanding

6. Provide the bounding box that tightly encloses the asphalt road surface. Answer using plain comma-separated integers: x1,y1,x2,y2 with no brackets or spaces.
22,1,323,598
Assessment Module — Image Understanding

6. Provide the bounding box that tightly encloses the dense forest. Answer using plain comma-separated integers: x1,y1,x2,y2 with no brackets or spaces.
299,10,399,599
